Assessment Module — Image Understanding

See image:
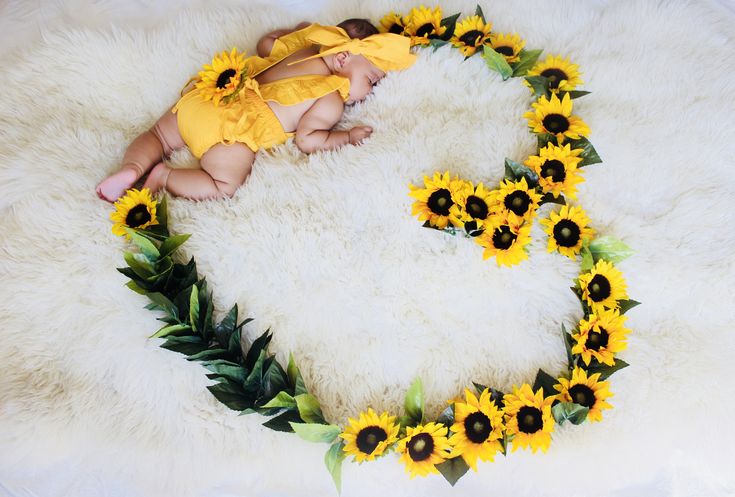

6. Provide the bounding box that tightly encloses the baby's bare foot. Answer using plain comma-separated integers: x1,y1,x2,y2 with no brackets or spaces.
142,162,171,194
96,165,139,203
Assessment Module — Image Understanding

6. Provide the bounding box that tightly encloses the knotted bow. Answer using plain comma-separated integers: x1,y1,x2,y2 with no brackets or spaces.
287,23,417,73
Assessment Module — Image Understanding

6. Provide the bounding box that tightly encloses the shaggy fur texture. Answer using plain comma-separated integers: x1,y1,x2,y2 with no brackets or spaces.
1,0,734,496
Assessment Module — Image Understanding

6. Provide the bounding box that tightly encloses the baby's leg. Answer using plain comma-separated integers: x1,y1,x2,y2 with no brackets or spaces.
96,108,185,202
143,142,255,201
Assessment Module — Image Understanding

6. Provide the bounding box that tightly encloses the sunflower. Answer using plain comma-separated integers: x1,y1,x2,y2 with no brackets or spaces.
447,388,505,471
450,15,493,57
408,171,464,229
403,5,447,47
396,422,452,478
503,384,555,453
340,407,401,463
524,142,585,199
448,180,496,233
572,308,632,366
523,92,591,144
474,214,532,267
491,177,542,224
195,47,248,106
578,259,628,313
379,11,408,35
526,54,583,93
110,187,158,238
554,367,614,422
540,205,595,259
488,32,525,63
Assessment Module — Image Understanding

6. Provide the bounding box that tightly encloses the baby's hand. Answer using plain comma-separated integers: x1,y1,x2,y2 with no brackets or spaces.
348,126,373,145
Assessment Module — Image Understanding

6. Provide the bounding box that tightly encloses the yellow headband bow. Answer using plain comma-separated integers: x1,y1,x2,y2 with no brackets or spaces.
288,23,417,73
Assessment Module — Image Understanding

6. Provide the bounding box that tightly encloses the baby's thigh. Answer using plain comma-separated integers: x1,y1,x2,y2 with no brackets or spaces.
149,107,186,156
200,142,256,193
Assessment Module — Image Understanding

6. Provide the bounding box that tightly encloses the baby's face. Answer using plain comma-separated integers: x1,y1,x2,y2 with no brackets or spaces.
334,52,386,105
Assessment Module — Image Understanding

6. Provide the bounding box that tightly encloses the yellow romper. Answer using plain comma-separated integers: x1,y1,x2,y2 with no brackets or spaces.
171,24,351,159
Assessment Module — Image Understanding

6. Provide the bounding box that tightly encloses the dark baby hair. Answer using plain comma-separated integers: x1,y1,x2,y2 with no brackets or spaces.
337,18,379,39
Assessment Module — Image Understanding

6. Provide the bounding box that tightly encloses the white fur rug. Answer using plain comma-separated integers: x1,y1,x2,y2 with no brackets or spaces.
1,0,734,496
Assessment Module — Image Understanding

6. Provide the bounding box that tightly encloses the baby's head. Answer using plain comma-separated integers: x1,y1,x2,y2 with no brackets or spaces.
325,19,386,105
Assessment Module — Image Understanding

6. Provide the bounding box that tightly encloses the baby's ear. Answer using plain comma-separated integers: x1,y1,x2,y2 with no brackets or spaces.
335,51,351,68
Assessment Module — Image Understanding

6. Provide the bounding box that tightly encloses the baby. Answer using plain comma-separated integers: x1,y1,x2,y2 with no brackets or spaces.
96,18,416,202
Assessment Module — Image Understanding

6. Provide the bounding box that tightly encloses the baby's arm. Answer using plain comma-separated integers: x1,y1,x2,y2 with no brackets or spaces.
256,21,312,57
294,92,372,154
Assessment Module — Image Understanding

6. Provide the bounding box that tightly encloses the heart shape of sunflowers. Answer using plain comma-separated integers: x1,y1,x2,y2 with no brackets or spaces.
108,4,639,492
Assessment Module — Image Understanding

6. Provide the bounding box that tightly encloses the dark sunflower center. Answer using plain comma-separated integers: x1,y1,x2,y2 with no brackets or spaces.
517,406,543,434
540,68,569,89
407,432,435,461
356,426,388,454
492,225,517,250
416,22,436,37
389,23,404,34
587,274,611,302
540,159,566,183
553,219,581,247
427,188,453,216
463,411,492,443
125,204,151,228
568,384,596,408
466,195,489,219
586,327,610,351
542,114,570,134
459,30,484,46
494,45,514,56
216,68,237,89
504,191,532,216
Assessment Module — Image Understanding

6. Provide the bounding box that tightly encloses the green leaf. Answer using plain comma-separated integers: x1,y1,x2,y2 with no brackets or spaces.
207,379,253,412
539,192,566,206
149,323,191,339
262,391,297,409
160,335,205,356
397,415,415,429
262,409,303,432
289,422,341,444
123,251,156,279
245,329,272,371
145,292,178,319
404,377,424,424
125,280,148,295
126,228,160,261
580,241,594,272
524,75,550,98
537,133,557,149
475,4,486,23
585,358,629,380
204,361,247,385
159,233,191,258
504,157,539,187
472,381,487,395
532,369,558,398
552,401,589,425
186,347,229,361
436,456,470,486
437,404,454,427
188,284,200,333
243,349,266,394
295,393,326,424
287,352,308,396
562,90,591,99
156,194,169,231
440,13,461,39
262,358,288,400
482,45,513,80
511,48,543,77
324,441,346,494
567,136,602,167
214,304,238,349
589,236,634,264
618,299,641,314
428,38,450,52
